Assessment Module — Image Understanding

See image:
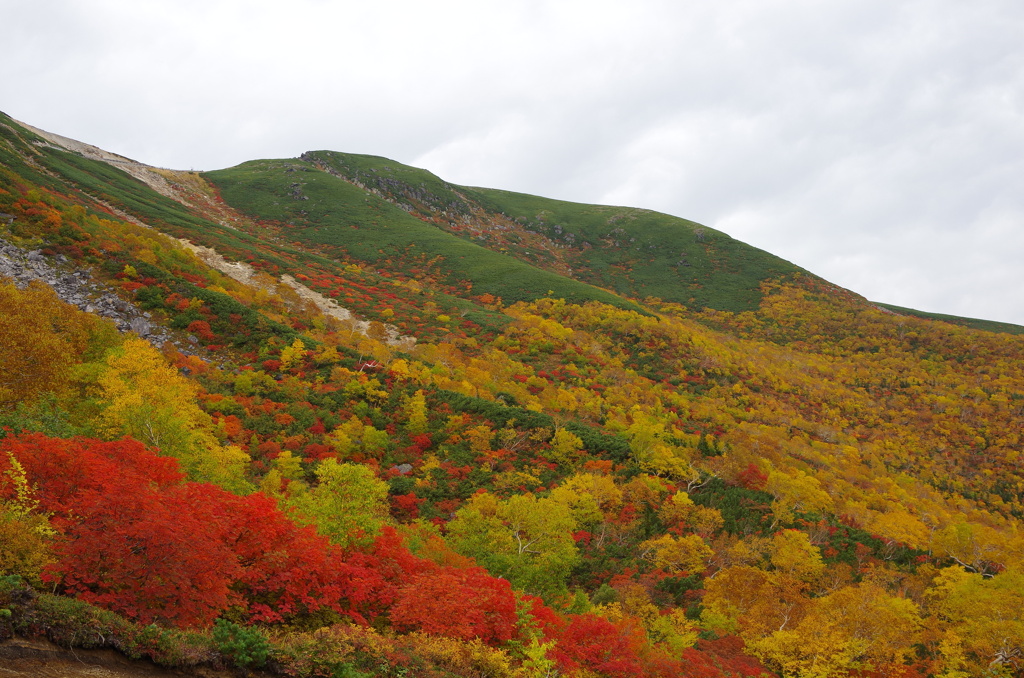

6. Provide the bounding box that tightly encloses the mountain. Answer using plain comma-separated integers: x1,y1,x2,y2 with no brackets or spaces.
1,112,1023,678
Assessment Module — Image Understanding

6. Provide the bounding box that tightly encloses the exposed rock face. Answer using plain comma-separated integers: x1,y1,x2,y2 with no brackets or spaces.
0,238,173,347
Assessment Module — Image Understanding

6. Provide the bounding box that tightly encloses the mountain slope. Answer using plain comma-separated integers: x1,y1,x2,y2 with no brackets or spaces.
2,112,1024,678
214,149,810,313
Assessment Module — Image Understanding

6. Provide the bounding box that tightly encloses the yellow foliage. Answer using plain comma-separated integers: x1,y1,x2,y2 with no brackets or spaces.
493,469,543,492
751,583,921,677
659,490,724,535
766,468,834,525
405,389,429,435
703,565,810,640
926,566,1024,677
768,530,825,583
639,533,713,574
547,428,584,468
0,452,55,586
273,449,305,481
279,337,307,370
0,280,100,411
95,337,252,492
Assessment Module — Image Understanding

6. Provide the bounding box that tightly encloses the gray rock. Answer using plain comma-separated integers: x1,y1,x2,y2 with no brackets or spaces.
129,317,151,336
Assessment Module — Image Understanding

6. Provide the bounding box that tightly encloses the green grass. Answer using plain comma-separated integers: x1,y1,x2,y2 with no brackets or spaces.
204,159,645,311
278,150,810,313
462,187,808,312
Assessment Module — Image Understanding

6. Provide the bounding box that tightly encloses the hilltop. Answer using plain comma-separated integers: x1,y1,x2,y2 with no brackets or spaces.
1,112,1023,678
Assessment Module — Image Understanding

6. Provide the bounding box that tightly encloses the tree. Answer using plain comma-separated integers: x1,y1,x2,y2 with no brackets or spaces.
218,490,347,624
930,520,1018,576
547,428,585,468
404,389,429,435
768,529,825,583
550,613,646,678
0,451,55,585
766,468,834,527
926,566,1024,677
95,337,252,492
390,566,518,645
446,492,579,601
0,281,100,412
639,533,713,574
702,565,810,640
751,583,921,677
285,459,391,548
52,473,240,627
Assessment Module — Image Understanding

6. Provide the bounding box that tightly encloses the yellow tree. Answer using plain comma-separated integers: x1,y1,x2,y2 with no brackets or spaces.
95,337,252,492
930,520,1022,575
766,467,834,526
0,452,56,585
768,529,825,583
284,458,391,548
446,491,578,601
547,428,585,468
702,565,810,640
926,566,1024,677
639,533,713,574
404,389,429,435
0,281,100,411
751,583,922,678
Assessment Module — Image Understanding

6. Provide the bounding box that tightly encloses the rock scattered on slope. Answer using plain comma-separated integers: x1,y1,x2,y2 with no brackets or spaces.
0,237,173,347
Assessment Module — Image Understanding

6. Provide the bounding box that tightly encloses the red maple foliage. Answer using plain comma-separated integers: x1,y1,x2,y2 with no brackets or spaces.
391,566,518,644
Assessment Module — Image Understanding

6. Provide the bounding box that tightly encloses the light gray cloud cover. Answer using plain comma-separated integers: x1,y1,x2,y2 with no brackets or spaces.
6,0,1024,324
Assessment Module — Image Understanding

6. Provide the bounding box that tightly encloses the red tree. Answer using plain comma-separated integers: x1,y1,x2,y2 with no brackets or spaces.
391,566,518,644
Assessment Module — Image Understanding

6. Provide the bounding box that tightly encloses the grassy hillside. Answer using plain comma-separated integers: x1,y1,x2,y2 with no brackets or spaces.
288,150,810,313
205,158,645,311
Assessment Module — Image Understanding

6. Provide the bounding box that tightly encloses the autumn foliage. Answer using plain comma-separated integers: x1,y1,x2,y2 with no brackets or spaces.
4,130,1024,677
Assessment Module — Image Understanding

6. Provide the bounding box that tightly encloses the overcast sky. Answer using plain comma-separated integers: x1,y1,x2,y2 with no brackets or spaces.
7,0,1024,325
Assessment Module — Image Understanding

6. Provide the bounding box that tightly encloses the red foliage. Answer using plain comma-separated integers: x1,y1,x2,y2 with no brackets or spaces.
302,442,334,461
254,440,282,459
217,491,347,624
1,435,373,627
1,434,183,516
693,635,773,677
551,613,647,678
390,492,422,522
0,434,554,650
61,481,241,626
332,527,432,624
409,433,432,452
186,320,216,342
1,435,234,626
391,566,518,644
520,595,564,642
736,463,768,491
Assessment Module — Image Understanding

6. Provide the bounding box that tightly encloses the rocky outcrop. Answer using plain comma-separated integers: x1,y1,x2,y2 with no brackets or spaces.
0,238,173,347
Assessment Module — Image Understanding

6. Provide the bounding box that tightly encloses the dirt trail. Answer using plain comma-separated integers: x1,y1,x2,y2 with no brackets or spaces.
0,638,185,677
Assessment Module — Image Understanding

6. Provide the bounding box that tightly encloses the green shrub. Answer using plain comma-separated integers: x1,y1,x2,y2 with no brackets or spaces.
212,618,270,668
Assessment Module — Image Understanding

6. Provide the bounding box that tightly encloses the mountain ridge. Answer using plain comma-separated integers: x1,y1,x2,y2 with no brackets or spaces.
11,114,1019,332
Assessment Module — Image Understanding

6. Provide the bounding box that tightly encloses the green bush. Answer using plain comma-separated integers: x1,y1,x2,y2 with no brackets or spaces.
212,618,270,668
